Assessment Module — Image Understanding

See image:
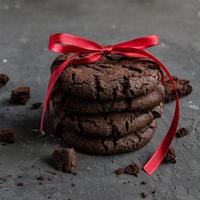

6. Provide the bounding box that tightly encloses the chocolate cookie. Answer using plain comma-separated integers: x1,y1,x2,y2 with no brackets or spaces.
54,104,163,138
62,121,157,155
52,84,165,114
51,54,163,101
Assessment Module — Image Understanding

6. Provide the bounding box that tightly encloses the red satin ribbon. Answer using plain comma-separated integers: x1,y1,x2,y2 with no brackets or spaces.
40,33,180,175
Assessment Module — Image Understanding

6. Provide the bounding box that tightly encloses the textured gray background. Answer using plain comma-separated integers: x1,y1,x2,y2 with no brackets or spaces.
0,0,200,199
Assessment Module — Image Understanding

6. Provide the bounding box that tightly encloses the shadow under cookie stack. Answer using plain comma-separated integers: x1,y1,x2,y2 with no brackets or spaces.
51,54,165,155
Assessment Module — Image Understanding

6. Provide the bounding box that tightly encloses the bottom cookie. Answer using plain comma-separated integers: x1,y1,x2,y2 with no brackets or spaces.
62,121,156,155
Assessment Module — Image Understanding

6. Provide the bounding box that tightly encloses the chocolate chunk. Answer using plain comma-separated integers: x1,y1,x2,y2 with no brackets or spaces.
0,129,15,143
30,102,42,110
164,147,176,164
0,74,9,89
176,127,189,138
163,76,192,103
11,87,30,105
52,148,77,173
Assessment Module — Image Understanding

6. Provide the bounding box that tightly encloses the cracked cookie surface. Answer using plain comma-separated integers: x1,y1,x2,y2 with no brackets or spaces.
52,83,165,114
51,54,163,101
54,104,163,138
62,121,157,155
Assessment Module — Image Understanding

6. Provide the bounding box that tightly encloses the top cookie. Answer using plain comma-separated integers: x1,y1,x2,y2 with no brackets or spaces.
51,54,162,101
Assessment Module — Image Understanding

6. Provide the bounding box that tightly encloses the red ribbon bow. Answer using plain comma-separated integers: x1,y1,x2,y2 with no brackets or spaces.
41,33,179,175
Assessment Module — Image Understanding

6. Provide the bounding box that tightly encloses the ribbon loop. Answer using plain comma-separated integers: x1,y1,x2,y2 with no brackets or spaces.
49,33,103,54
41,33,180,176
114,35,159,49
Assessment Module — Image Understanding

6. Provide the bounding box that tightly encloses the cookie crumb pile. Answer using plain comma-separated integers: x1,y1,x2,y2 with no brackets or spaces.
51,54,165,154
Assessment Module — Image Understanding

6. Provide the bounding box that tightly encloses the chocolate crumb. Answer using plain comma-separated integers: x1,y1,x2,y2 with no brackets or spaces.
124,163,140,176
11,86,30,105
46,171,56,175
176,127,189,138
0,74,9,89
115,168,124,175
17,182,23,187
115,162,140,177
52,148,77,173
36,176,44,182
0,129,15,143
141,181,147,185
141,192,148,198
151,190,156,194
30,102,42,110
164,147,176,164
71,183,75,187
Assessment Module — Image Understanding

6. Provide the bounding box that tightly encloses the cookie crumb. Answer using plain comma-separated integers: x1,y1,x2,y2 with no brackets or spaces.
115,162,140,177
17,182,23,187
115,168,124,175
52,148,77,173
176,127,189,138
46,171,56,175
164,147,176,164
0,129,15,143
0,74,9,89
151,190,156,194
30,102,42,110
141,192,148,198
11,86,30,105
141,181,147,185
36,176,44,182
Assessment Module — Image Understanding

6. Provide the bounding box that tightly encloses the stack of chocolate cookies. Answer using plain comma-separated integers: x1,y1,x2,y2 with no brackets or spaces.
51,54,165,155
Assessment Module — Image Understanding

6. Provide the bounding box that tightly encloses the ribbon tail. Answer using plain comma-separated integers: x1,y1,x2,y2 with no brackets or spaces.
119,49,180,175
141,51,180,175
40,54,78,134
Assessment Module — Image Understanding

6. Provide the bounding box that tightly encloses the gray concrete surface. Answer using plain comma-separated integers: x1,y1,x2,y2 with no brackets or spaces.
0,0,200,199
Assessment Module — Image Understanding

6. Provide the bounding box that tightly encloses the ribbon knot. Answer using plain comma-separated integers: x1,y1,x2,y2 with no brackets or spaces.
41,33,180,176
103,45,113,54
